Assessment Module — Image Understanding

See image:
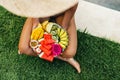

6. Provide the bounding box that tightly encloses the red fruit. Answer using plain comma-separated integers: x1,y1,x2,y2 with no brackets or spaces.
43,44,52,50
44,34,52,39
40,46,51,56
40,53,54,62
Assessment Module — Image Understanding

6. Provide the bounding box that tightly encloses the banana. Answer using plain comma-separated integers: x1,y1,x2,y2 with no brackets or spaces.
59,42,66,49
60,31,67,38
42,20,49,30
59,40,68,46
38,23,42,28
60,37,68,41
59,29,65,37
56,28,69,49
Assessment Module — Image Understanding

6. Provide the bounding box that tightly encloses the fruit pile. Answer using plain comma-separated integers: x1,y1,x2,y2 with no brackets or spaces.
30,21,69,62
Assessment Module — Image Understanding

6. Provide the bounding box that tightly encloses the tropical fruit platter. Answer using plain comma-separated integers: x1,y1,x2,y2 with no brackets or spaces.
30,20,69,62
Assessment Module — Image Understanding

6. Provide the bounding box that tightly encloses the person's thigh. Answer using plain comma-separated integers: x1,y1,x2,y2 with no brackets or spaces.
56,16,77,58
18,18,37,56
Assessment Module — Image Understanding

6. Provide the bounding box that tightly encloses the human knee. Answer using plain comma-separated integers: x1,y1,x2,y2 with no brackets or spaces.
70,4,78,12
18,44,29,54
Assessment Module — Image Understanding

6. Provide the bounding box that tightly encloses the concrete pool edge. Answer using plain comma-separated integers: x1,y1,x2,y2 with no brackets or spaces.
75,0,120,43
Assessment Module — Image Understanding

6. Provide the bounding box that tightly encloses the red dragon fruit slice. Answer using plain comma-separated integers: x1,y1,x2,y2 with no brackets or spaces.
52,44,62,56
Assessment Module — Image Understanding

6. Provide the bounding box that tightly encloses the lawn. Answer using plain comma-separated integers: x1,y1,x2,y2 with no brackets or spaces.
0,6,120,80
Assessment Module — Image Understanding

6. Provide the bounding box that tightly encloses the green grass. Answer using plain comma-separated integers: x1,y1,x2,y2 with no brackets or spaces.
0,6,120,80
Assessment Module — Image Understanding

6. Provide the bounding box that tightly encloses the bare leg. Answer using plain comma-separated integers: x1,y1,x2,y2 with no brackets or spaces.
56,15,81,73
18,18,38,56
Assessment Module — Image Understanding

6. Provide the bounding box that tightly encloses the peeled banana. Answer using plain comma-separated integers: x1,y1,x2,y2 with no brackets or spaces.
56,28,69,49
59,29,65,37
59,40,68,46
60,31,67,38
59,42,66,49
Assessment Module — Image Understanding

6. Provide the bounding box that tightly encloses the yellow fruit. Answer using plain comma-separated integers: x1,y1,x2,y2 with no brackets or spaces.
57,28,61,35
38,23,42,28
34,29,41,40
59,43,66,49
60,31,67,38
60,37,68,41
42,20,49,26
31,31,35,39
34,34,39,40
59,40,68,46
42,20,49,30
31,28,38,40
31,24,44,40
38,29,44,39
59,29,65,36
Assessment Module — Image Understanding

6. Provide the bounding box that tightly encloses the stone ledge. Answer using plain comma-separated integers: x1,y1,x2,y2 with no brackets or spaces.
75,0,120,43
